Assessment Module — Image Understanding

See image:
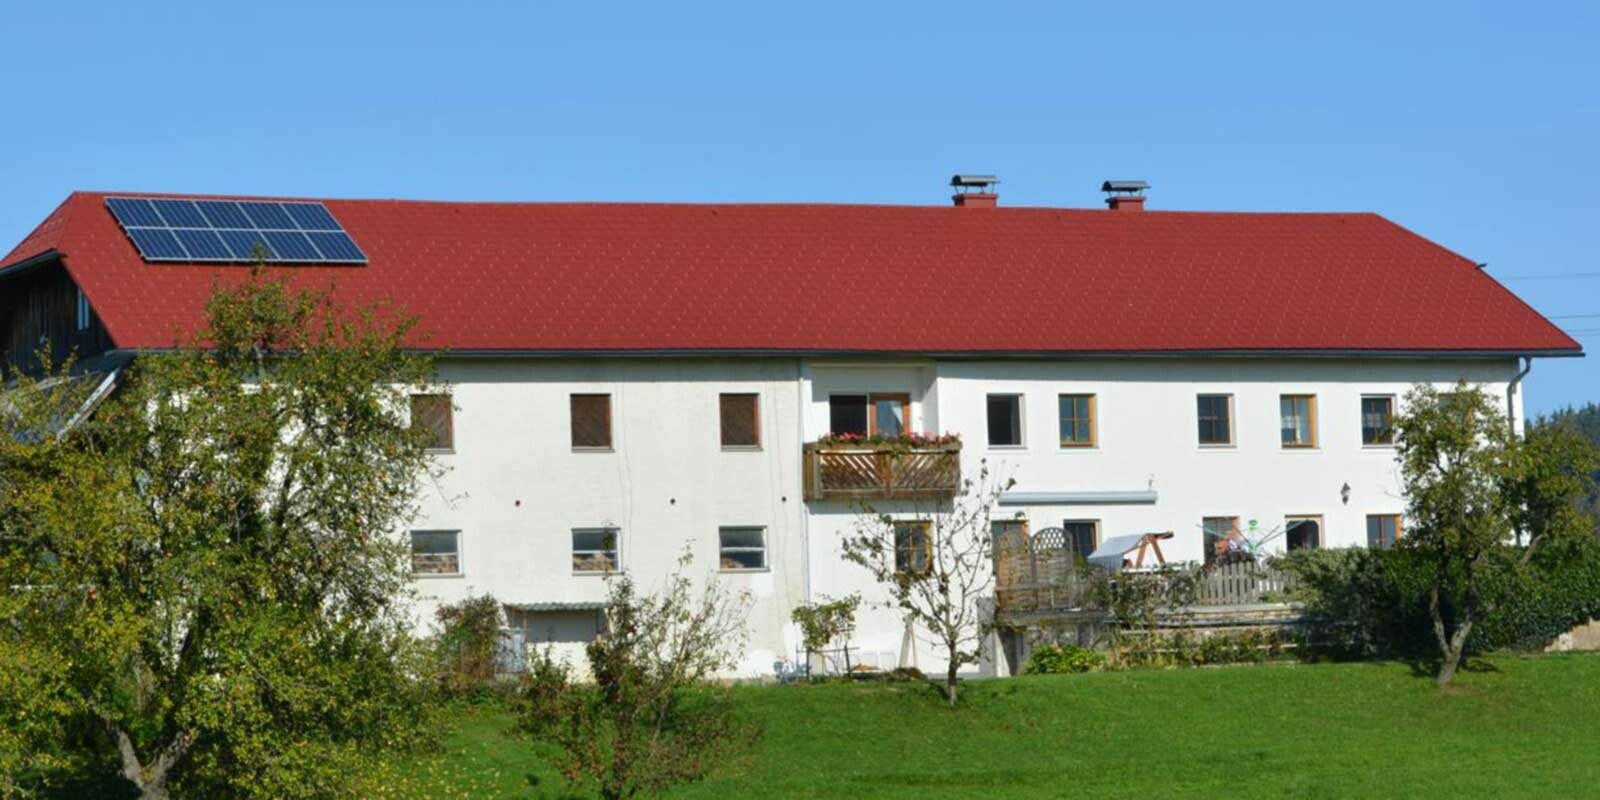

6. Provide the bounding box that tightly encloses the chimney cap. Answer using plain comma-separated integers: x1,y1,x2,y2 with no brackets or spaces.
950,174,1000,189
1101,180,1150,194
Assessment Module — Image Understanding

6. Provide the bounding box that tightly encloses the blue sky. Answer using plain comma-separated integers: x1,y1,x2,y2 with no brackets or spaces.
3,1,1596,414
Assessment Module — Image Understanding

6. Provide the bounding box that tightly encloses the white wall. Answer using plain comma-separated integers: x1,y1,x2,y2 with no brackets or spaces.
407,354,1521,679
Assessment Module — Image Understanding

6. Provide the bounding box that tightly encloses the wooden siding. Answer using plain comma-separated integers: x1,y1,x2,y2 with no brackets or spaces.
0,260,114,374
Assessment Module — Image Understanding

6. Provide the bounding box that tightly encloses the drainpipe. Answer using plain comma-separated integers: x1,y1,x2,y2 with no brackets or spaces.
1507,355,1532,437
1507,355,1533,547
796,358,812,604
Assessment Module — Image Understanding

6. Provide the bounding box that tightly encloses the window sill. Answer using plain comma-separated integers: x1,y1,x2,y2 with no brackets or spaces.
988,444,1027,451
572,447,615,454
1057,444,1099,451
1361,443,1397,450
721,445,763,453
1197,444,1237,451
572,570,622,577
412,572,464,580
424,448,455,456
1281,445,1320,451
718,567,770,574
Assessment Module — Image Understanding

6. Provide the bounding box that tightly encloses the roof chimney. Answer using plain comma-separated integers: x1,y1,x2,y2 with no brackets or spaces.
951,174,999,208
1102,180,1149,211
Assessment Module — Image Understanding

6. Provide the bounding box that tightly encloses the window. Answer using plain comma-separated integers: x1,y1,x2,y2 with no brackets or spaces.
1367,514,1402,548
1286,516,1322,551
719,393,760,448
410,394,453,451
718,526,767,570
828,393,909,437
1062,520,1098,555
893,521,931,576
571,394,612,449
1202,516,1240,567
1362,396,1396,446
75,288,90,332
1197,394,1234,446
987,394,1023,447
1058,394,1096,447
410,530,460,575
1280,395,1317,448
572,528,620,573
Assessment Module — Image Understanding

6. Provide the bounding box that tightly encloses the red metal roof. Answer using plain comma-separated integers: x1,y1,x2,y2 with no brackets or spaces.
0,191,1580,356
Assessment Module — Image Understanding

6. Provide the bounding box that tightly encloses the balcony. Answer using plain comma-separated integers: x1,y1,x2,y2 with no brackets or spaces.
801,437,962,502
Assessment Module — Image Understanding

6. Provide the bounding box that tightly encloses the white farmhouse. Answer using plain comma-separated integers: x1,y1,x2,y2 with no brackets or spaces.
0,178,1580,678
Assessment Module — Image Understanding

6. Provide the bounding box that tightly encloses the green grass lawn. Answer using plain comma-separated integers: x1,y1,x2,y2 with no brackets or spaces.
377,654,1600,800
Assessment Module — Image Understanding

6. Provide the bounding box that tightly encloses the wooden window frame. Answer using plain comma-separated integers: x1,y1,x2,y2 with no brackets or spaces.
1058,393,1097,448
572,527,621,574
1361,395,1397,447
719,393,761,450
893,520,933,577
1366,514,1403,548
717,526,768,572
570,393,614,451
409,393,454,453
986,393,1025,448
409,529,462,577
1279,394,1318,449
1201,516,1241,567
829,392,912,437
1196,393,1235,447
1285,515,1323,551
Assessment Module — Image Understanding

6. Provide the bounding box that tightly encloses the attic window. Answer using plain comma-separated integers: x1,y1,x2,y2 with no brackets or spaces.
75,289,90,332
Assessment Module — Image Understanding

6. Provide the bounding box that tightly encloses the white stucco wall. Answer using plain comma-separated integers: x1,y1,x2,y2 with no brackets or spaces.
407,354,1523,680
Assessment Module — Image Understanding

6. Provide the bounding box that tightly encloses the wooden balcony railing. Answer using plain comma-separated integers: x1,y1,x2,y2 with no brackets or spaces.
801,442,962,502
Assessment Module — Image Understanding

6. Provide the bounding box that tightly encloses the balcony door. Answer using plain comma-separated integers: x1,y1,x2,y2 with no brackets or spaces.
829,393,910,437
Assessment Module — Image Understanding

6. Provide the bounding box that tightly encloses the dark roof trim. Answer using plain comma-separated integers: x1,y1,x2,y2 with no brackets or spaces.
0,250,62,279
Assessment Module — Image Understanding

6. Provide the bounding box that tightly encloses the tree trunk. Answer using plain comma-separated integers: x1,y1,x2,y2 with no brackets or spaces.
944,661,959,708
110,723,192,800
1428,588,1475,688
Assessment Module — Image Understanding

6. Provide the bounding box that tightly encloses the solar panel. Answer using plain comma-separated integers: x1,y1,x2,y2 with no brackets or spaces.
104,196,368,264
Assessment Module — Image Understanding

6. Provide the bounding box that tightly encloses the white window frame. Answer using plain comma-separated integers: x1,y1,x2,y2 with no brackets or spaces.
986,393,1026,449
572,527,621,574
410,529,462,578
717,526,768,572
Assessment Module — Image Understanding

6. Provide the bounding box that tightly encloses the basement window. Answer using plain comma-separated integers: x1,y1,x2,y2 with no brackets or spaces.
718,527,767,571
410,394,453,452
410,530,461,576
1202,516,1241,567
571,394,613,450
719,393,760,449
986,394,1023,447
1367,514,1402,549
1062,520,1099,555
572,528,620,573
1286,516,1322,551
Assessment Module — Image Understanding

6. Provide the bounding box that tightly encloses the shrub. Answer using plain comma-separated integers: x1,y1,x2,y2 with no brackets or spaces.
1024,644,1104,675
433,594,507,699
1278,539,1600,657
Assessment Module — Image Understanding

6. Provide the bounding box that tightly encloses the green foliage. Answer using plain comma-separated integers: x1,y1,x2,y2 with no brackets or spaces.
1022,644,1103,675
1110,628,1291,669
1096,564,1205,629
433,595,507,700
517,556,756,800
1281,540,1600,657
1392,381,1598,685
0,270,441,798
789,595,859,656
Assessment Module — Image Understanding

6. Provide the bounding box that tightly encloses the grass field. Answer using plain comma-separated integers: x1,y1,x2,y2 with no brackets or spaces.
377,654,1600,800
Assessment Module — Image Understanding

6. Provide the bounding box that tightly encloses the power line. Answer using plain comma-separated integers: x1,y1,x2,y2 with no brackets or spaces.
1495,273,1600,281
1549,313,1600,320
